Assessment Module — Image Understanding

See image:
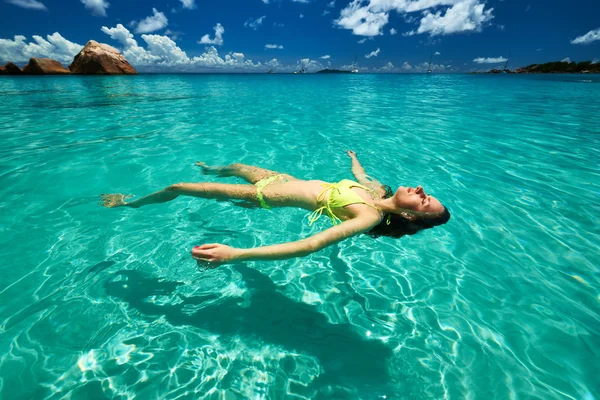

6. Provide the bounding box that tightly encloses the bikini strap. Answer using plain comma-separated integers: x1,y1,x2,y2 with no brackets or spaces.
308,183,343,226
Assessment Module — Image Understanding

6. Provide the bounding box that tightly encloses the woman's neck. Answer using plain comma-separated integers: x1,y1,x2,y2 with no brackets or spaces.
373,197,397,214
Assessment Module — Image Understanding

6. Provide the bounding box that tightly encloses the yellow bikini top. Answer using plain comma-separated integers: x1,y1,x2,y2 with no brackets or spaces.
308,179,380,225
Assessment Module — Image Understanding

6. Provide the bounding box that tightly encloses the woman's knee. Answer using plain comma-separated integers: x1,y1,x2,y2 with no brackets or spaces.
228,163,248,171
166,183,192,192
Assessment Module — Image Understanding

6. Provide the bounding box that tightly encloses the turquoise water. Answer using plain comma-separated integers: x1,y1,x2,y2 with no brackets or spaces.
1,74,599,399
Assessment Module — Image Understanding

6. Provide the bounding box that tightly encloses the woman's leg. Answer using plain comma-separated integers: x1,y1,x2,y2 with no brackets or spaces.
195,162,297,184
100,182,258,208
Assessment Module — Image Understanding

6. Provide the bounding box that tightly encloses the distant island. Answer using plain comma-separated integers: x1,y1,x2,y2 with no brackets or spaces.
316,69,352,74
482,60,599,74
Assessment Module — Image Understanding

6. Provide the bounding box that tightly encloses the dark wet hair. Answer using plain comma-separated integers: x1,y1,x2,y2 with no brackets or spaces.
367,185,451,238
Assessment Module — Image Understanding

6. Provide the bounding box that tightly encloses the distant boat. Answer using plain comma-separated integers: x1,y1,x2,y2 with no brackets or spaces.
351,53,359,73
296,59,306,74
427,52,433,73
501,53,511,74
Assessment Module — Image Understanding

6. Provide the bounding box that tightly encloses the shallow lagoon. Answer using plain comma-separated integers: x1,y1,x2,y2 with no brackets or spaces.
1,74,599,399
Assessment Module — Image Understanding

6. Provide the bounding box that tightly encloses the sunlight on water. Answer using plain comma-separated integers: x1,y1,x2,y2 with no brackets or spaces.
0,74,599,399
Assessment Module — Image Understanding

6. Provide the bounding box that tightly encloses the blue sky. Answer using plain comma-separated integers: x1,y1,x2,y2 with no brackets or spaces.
0,0,599,72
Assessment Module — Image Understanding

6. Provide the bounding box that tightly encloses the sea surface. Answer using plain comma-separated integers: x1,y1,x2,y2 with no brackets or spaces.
0,74,599,399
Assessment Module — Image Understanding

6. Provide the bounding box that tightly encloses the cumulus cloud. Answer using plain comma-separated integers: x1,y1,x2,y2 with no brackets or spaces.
320,55,331,59
299,14,304,18
0,33,83,63
335,1,389,36
100,24,259,71
365,48,380,58
134,8,168,34
434,51,441,55
571,28,600,45
180,0,196,9
390,28,397,35
473,56,507,63
244,16,266,30
199,23,224,46
265,44,283,49
405,0,493,36
336,0,493,37
373,60,449,73
80,0,109,16
5,0,47,10
297,58,325,72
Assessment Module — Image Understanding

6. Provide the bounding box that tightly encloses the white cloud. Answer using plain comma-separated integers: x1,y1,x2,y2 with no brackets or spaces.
199,23,224,46
336,0,493,37
592,58,599,65
322,10,331,16
299,13,304,18
561,57,571,63
327,0,335,7
320,55,331,59
365,48,380,58
297,58,325,72
134,8,168,34
100,25,261,71
262,0,269,3
80,0,109,16
335,0,388,36
571,28,600,45
390,28,397,35
165,29,183,41
372,60,449,73
5,0,47,10
180,0,196,9
473,56,507,63
244,16,266,30
434,51,441,55
0,33,82,63
407,0,493,36
101,24,137,48
292,0,309,3
264,44,283,49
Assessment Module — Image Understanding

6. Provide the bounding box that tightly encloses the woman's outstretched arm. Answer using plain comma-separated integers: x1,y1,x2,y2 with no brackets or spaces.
191,216,380,265
346,150,386,196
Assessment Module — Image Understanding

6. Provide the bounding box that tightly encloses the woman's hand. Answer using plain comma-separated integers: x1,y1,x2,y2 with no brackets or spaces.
191,243,240,266
346,150,357,158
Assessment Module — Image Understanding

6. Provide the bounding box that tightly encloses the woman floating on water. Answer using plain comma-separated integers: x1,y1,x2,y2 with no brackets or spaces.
101,151,450,266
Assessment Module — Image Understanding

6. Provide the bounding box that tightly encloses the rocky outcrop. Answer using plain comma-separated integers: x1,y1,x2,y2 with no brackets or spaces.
514,61,600,74
69,40,137,75
0,66,6,75
4,62,23,75
23,58,70,75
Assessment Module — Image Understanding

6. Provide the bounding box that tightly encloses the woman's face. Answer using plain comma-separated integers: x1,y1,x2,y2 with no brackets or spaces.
393,186,445,214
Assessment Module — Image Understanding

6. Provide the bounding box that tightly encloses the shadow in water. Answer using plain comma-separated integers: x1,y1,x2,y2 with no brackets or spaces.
104,265,393,396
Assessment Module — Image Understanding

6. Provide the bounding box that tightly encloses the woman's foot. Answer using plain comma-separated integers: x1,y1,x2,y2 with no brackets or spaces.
195,161,227,177
100,194,132,208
